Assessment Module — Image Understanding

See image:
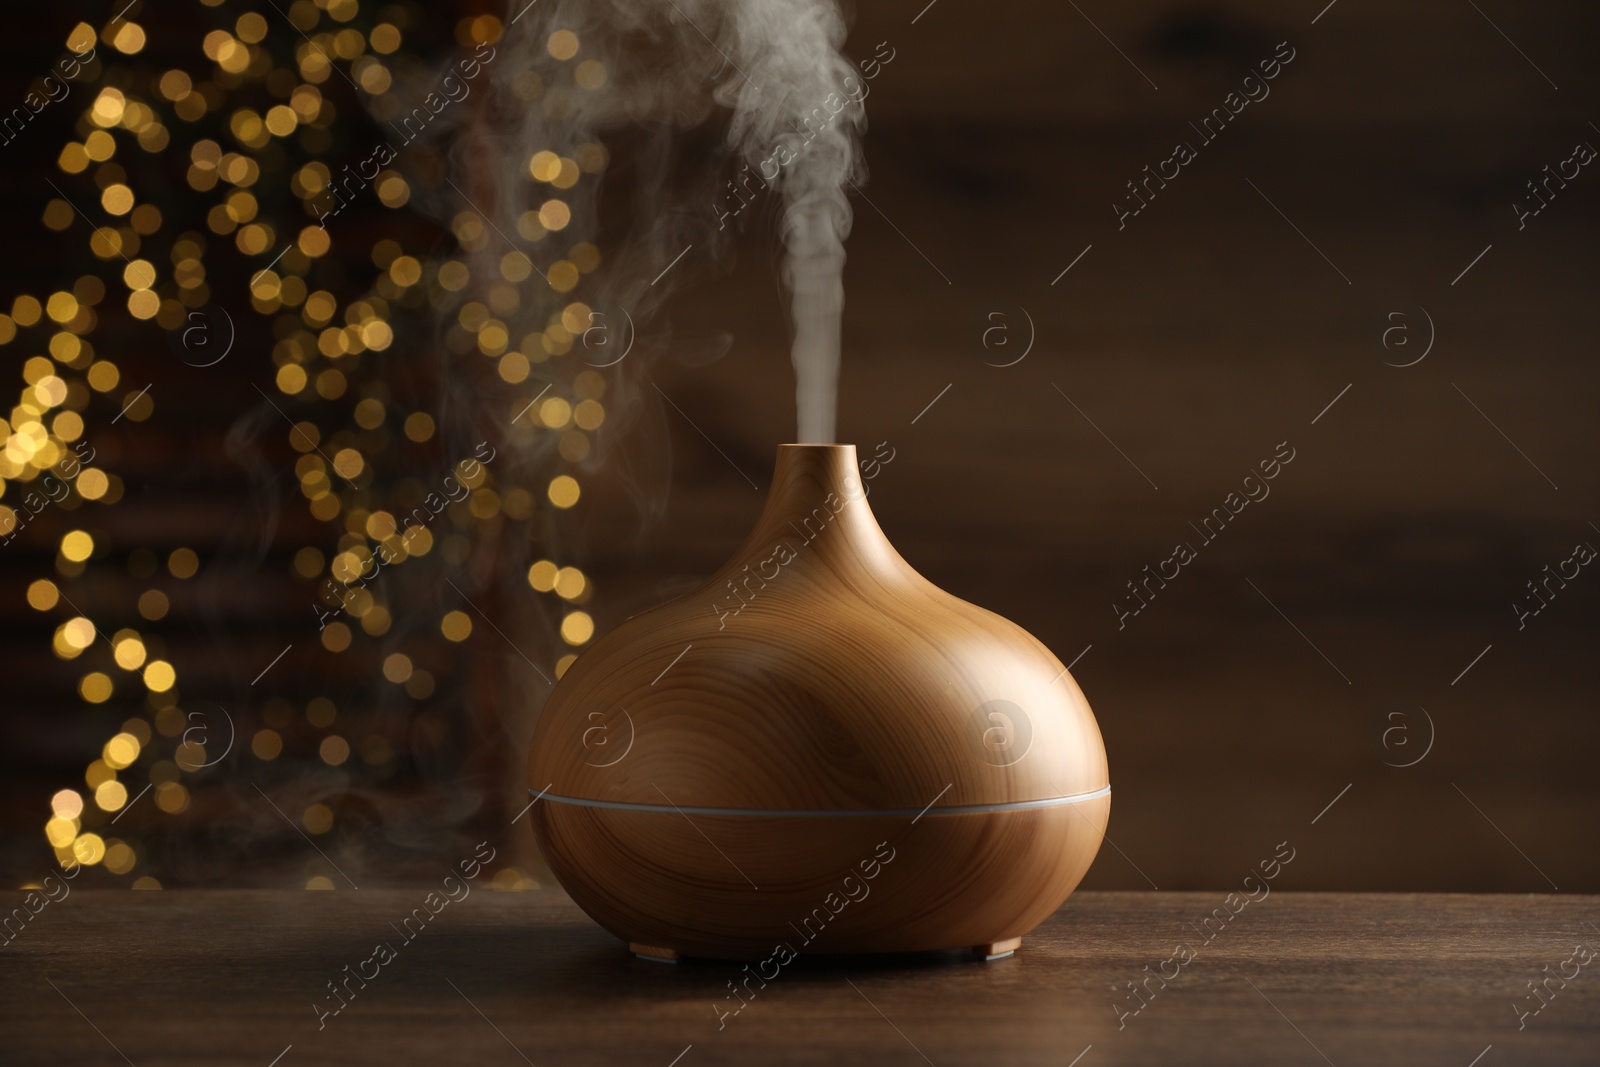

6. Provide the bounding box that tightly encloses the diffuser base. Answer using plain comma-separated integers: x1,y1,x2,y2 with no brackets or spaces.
630,942,681,963
973,937,1022,961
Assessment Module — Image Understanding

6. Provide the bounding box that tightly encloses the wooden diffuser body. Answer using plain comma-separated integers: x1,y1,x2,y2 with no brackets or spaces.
527,444,1108,960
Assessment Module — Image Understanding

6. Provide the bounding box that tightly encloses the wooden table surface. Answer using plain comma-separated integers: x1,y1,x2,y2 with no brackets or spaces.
3,890,1596,1066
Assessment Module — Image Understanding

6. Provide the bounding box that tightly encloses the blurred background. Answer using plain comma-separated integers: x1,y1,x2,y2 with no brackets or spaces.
1,0,1595,896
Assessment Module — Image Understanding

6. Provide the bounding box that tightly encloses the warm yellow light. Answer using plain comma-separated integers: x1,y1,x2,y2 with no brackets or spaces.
441,611,472,641
252,729,283,760
77,469,109,500
61,530,94,562
103,732,141,769
547,30,579,60
539,397,572,428
403,412,434,442
137,590,169,620
168,547,200,578
27,579,59,611
527,560,558,592
95,780,128,812
574,399,605,430
554,567,587,600
538,199,571,231
154,782,189,814
560,611,595,645
529,151,561,182
548,475,580,508
104,842,136,875
382,653,413,683
303,804,333,834
320,736,350,766
101,184,135,216
113,636,148,670
142,659,176,692
80,672,113,703
51,790,83,820
575,60,606,90
332,448,364,479
548,261,579,292
111,22,146,54
72,832,106,866
45,816,78,848
62,616,96,650
320,622,351,652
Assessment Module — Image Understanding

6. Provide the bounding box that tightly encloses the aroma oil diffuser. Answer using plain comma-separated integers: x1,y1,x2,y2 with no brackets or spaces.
527,444,1108,961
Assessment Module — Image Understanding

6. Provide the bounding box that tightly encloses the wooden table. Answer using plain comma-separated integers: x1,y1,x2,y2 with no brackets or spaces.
3,890,1596,1065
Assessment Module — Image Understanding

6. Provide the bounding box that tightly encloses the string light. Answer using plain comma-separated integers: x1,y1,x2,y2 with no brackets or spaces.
19,7,610,889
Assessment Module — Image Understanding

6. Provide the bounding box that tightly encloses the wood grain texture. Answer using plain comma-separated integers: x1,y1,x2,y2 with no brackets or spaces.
3,890,1596,1067
527,444,1109,956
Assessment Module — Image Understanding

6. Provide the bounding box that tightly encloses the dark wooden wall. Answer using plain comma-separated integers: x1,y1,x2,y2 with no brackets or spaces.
2,0,1595,893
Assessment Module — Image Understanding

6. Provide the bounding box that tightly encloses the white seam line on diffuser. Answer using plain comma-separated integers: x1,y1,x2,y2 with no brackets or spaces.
1452,383,1558,489
1465,0,1559,90
511,782,554,824
652,382,760,489
910,0,939,24
846,978,937,1066
1451,243,1494,286
1310,0,1339,24
1452,783,1559,890
1451,643,1493,686
1067,1044,1092,1067
111,383,153,424
445,577,552,683
46,978,136,1067
254,783,359,889
1052,382,1159,490
253,644,293,685
1244,177,1351,285
1244,977,1337,1067
1051,243,1093,285
511,382,553,425
1310,383,1351,425
110,782,152,824
912,784,953,825
445,978,536,1067
267,1044,293,1067
911,383,951,424
666,1045,693,1067
1310,782,1352,825
652,644,693,685
1051,777,1156,888
1467,1046,1493,1067
1066,0,1158,91
1244,577,1351,684
536,785,1112,818
652,782,759,889
509,0,541,24
847,179,952,284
